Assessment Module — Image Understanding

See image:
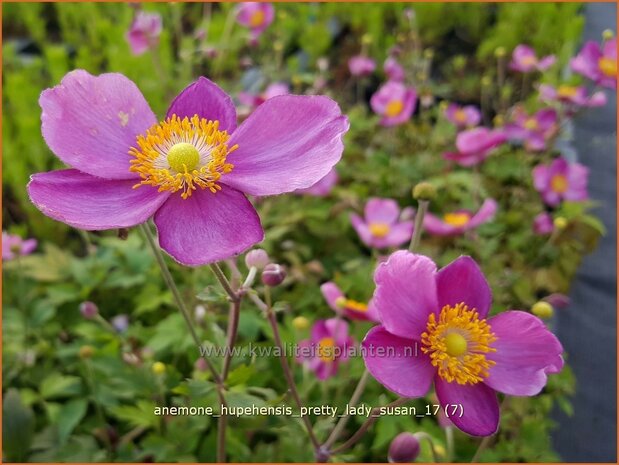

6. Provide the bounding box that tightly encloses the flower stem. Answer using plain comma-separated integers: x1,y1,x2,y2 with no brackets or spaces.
210,262,238,302
265,306,321,451
221,298,241,380
471,435,492,462
415,432,440,462
409,199,429,252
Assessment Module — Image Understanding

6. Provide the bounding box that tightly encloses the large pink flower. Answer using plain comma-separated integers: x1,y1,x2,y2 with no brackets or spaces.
443,128,506,167
350,198,414,249
295,167,338,197
297,318,353,380
362,251,563,436
509,45,556,73
236,2,275,39
370,81,416,127
504,107,558,152
571,39,617,89
424,199,497,236
126,10,162,56
28,71,348,266
532,157,589,207
321,281,380,322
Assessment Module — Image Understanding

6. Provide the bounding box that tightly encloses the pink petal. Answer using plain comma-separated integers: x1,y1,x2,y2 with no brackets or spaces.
166,77,237,133
537,55,556,71
223,96,348,196
28,169,168,230
362,325,434,397
467,199,498,229
382,221,414,247
423,212,458,236
350,213,375,248
485,311,564,396
364,198,401,224
435,377,499,436
154,185,264,266
372,251,438,339
436,256,492,318
321,282,344,312
40,70,157,180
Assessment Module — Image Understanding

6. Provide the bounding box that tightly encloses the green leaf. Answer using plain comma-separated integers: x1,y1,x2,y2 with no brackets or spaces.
56,399,88,444
3,389,35,461
40,374,83,399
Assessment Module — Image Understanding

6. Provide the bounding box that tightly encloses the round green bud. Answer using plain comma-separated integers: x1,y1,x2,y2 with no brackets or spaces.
412,182,437,201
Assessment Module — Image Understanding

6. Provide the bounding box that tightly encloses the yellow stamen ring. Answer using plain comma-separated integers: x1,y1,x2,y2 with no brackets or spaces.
129,114,237,199
421,302,497,385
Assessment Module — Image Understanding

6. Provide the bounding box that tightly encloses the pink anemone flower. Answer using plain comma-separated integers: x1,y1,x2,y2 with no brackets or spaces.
348,55,376,77
444,103,481,129
538,84,607,110
236,2,275,39
126,10,162,56
423,199,498,236
384,56,405,82
362,251,563,436
238,82,289,110
295,167,338,197
297,318,353,380
321,281,380,322
443,128,506,167
2,231,37,261
532,157,589,207
28,71,348,266
571,39,617,89
350,198,414,249
504,107,558,152
533,212,554,235
370,81,416,127
509,45,556,73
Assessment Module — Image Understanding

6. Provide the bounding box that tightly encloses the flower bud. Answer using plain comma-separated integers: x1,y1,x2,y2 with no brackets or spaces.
532,301,554,319
79,345,95,359
603,29,614,40
412,182,437,201
388,432,420,463
194,358,208,372
194,304,207,322
493,114,505,127
152,361,166,375
262,264,286,287
361,34,373,45
494,46,507,58
453,55,466,70
292,316,310,330
481,75,492,87
79,301,99,319
273,40,284,52
111,314,129,333
424,48,434,60
544,293,570,309
553,216,568,230
245,249,270,269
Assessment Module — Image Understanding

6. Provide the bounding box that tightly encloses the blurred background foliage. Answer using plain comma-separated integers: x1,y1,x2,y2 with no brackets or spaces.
2,2,594,462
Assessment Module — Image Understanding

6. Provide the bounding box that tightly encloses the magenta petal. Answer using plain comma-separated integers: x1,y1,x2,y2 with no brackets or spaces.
28,169,167,230
166,77,237,133
224,95,348,196
373,251,438,339
435,377,499,436
154,186,264,266
423,212,458,236
362,326,434,398
40,70,157,180
486,311,564,396
383,221,414,247
436,256,492,318
364,198,400,224
350,213,374,247
467,199,498,229
321,282,344,312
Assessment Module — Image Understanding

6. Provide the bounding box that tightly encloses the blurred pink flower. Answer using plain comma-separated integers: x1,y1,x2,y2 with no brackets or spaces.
126,10,162,56
350,198,414,249
533,157,589,207
321,281,380,322
509,45,556,73
348,55,376,77
504,107,558,152
539,84,607,110
238,82,289,110
295,167,338,197
533,212,554,235
443,127,506,167
445,103,481,129
2,231,37,260
384,56,405,82
424,199,498,236
370,81,416,127
297,318,353,380
236,2,275,39
571,39,617,89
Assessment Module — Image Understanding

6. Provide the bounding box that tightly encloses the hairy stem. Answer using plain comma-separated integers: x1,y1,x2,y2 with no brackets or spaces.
409,199,429,252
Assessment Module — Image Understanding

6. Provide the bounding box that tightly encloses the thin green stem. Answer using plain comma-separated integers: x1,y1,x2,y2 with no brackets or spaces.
471,435,492,462
409,199,429,252
415,432,440,463
221,299,241,380
210,262,238,302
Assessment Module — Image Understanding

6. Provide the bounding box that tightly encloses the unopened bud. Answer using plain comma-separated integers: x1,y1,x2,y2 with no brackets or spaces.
453,55,466,70
424,48,434,59
412,182,437,201
245,249,270,269
532,301,554,319
194,304,207,322
388,432,420,463
273,41,284,52
544,293,570,309
194,358,208,372
79,345,95,359
79,301,99,319
481,75,492,87
292,316,310,330
494,46,506,58
152,361,166,375
493,114,505,127
262,264,286,287
553,216,568,230
603,29,614,41
361,34,372,45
